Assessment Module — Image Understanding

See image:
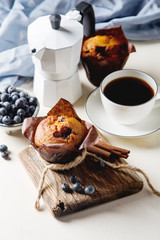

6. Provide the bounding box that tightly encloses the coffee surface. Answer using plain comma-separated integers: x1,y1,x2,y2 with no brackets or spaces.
103,77,154,106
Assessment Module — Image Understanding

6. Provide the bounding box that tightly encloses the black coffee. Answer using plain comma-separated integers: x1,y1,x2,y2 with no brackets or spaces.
103,76,154,106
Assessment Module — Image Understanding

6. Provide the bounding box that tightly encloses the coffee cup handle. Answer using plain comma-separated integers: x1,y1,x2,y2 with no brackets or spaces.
154,86,160,108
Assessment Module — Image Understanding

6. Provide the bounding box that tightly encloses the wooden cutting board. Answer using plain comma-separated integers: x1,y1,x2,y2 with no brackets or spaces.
18,145,143,218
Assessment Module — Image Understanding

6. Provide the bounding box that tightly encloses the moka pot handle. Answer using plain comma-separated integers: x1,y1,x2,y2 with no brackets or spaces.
75,1,95,37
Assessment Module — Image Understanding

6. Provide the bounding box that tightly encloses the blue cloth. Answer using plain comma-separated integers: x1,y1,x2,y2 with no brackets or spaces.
0,0,160,90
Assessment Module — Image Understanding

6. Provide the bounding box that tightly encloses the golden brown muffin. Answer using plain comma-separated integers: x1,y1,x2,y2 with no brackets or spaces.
34,115,87,147
81,35,123,59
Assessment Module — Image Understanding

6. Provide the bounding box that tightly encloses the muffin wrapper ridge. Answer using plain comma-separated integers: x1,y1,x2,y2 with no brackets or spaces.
22,99,100,164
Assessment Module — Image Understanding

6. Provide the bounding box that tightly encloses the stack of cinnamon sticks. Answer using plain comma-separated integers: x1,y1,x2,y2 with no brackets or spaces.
87,140,130,161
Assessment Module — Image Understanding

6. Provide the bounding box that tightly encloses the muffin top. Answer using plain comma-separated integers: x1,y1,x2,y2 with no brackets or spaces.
81,35,126,59
34,115,87,147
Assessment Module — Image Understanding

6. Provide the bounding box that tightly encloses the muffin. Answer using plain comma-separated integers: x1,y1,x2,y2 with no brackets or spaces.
34,115,87,147
22,98,100,164
81,26,136,87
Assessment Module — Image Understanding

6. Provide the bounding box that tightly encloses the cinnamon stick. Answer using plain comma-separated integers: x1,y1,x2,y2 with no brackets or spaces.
95,140,130,159
86,145,115,161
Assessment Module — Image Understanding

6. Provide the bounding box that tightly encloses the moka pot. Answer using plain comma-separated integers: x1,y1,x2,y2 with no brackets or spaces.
28,2,95,107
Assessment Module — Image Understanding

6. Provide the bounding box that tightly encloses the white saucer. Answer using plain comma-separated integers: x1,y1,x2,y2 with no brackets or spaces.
85,88,160,138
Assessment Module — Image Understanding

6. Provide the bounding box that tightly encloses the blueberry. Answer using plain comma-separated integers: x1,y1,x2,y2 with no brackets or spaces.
0,115,2,123
61,127,72,138
11,91,19,97
99,161,106,168
1,151,9,159
84,185,95,195
19,91,27,98
0,102,3,108
10,104,17,113
17,108,26,117
15,98,25,108
53,131,62,138
70,176,79,184
31,48,36,53
29,105,36,114
61,183,71,193
20,97,27,105
12,94,19,102
13,115,22,124
0,144,8,152
0,107,7,116
73,182,82,192
7,86,16,94
59,117,65,122
3,101,11,110
24,105,30,113
1,93,10,102
28,96,37,106
2,115,11,125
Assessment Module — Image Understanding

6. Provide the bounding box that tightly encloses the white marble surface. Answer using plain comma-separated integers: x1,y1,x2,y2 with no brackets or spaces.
0,40,160,240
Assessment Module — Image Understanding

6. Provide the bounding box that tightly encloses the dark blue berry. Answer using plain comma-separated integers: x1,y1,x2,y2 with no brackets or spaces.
0,107,7,116
1,151,9,159
13,115,22,124
61,183,70,192
19,91,27,98
12,94,19,102
53,131,62,138
0,144,8,152
61,127,72,138
15,98,25,108
70,176,79,184
7,86,16,94
1,93,10,102
73,182,82,192
59,117,65,122
24,105,30,113
29,105,36,113
3,101,11,110
99,161,106,168
2,115,12,125
20,97,27,104
11,91,19,97
84,185,95,195
10,104,17,113
28,97,37,106
17,108,26,117
31,48,36,53
0,102,3,108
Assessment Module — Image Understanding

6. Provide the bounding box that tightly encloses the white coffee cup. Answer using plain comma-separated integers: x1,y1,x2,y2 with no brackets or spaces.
100,69,160,125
